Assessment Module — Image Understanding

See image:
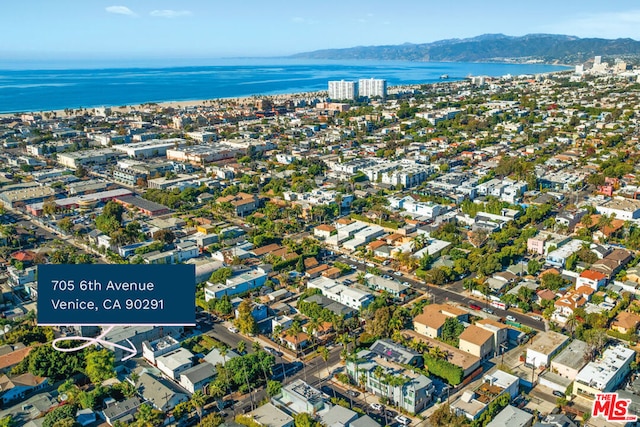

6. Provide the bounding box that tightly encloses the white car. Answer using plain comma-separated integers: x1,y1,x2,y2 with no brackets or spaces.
369,403,383,411
395,415,410,426
505,315,516,322
228,326,239,333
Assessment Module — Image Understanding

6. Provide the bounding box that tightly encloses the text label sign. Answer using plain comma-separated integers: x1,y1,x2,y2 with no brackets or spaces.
37,264,195,325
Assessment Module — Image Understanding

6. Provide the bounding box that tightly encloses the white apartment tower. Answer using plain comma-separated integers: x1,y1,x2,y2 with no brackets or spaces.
358,78,387,98
328,80,357,100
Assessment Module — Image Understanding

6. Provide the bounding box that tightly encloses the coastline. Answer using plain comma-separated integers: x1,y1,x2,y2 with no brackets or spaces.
0,63,572,118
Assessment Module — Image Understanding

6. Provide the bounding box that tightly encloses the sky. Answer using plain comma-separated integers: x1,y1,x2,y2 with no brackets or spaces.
3,0,640,62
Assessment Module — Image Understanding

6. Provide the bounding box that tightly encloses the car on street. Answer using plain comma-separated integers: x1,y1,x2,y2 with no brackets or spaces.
482,307,494,314
228,326,239,333
552,390,565,398
369,403,383,411
395,415,410,426
531,315,542,321
394,271,402,276
264,346,282,357
347,390,360,397
469,303,482,311
505,315,517,322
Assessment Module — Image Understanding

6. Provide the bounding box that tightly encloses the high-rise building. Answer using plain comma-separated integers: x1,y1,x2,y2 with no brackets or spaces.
358,78,387,98
328,80,357,100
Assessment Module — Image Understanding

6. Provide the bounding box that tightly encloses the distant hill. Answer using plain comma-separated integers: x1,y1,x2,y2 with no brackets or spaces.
291,34,640,64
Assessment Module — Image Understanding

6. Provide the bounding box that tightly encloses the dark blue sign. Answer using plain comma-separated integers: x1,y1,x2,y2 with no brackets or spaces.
37,264,195,325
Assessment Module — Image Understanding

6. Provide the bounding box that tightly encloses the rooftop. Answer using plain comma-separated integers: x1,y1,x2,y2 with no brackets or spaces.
527,331,569,356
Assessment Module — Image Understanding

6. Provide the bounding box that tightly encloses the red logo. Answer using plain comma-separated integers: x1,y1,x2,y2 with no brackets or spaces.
592,393,637,422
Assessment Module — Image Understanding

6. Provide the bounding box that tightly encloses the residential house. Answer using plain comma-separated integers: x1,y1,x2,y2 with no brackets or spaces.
486,405,533,427
459,325,496,360
413,304,468,339
574,344,635,400
179,362,216,394
204,267,268,301
142,336,180,365
526,331,569,368
611,311,640,334
369,339,423,368
591,248,633,279
0,373,48,404
272,379,327,415
346,348,435,414
318,405,359,427
549,340,589,381
137,372,189,412
576,270,607,291
476,319,509,355
451,370,519,420
155,348,194,380
102,397,143,426
245,402,294,427
216,192,260,217
0,345,32,374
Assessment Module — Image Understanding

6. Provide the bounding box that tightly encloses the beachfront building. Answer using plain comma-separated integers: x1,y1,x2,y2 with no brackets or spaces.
358,78,387,98
328,80,357,100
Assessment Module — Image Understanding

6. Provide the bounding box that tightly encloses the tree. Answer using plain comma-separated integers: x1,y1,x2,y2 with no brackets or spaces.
294,413,322,427
132,403,164,427
527,259,541,276
190,390,207,421
0,416,15,427
441,317,464,346
266,380,282,397
237,340,246,355
85,348,115,384
152,229,175,244
236,299,257,335
209,267,233,284
198,413,224,427
430,403,468,427
43,404,79,427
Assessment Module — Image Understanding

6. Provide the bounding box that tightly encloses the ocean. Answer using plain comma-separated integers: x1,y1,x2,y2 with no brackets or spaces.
0,59,568,113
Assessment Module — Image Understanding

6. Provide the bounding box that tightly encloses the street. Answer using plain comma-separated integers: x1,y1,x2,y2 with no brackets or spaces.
336,255,545,331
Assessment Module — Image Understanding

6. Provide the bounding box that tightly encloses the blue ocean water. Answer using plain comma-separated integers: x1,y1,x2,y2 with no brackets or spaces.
0,59,567,113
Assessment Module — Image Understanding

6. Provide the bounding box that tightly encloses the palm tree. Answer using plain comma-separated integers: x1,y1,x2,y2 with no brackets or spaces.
319,346,330,376
252,340,262,353
190,390,207,422
273,324,283,351
289,321,303,358
242,363,255,411
564,313,579,338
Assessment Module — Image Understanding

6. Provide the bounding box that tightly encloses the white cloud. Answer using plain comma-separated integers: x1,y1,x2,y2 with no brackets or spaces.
105,5,136,16
542,10,640,39
150,9,192,18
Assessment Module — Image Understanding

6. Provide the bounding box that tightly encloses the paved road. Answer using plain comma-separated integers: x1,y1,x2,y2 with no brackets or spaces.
337,255,545,331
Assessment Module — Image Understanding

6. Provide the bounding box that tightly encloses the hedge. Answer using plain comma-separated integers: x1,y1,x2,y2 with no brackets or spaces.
423,354,463,385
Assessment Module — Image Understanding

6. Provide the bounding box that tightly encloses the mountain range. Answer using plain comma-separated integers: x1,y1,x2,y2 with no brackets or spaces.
291,34,640,64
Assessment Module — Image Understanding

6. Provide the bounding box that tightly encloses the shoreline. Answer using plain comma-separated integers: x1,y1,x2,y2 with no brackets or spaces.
0,65,572,118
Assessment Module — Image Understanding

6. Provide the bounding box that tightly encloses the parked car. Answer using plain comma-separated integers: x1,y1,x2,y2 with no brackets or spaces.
506,315,517,322
347,390,360,397
395,415,410,426
552,390,565,398
482,307,494,314
469,303,482,311
531,315,542,321
369,403,383,411
228,326,239,333
264,346,282,357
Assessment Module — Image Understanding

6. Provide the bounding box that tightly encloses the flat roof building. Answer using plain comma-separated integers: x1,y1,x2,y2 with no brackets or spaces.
574,344,635,400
